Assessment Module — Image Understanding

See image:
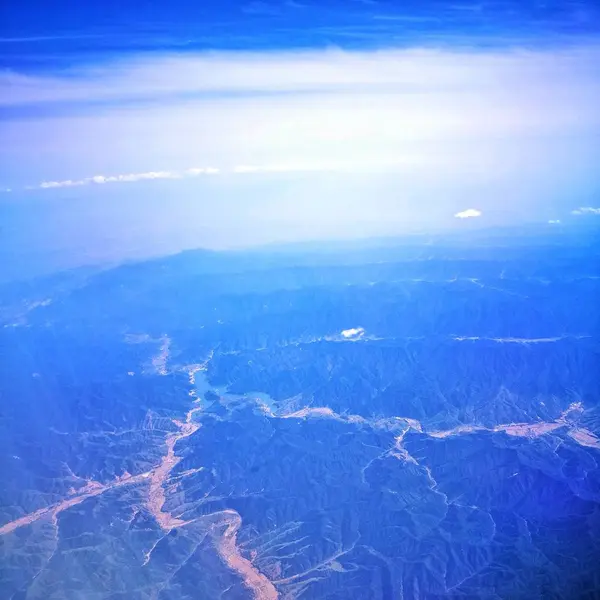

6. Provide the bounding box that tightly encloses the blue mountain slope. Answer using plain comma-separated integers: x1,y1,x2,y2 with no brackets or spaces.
0,230,599,599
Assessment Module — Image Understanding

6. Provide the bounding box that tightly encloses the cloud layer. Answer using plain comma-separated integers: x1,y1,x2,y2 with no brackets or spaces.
1,45,599,237
3,46,600,108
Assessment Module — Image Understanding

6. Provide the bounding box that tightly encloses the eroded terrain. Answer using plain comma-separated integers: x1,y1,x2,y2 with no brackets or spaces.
1,235,599,599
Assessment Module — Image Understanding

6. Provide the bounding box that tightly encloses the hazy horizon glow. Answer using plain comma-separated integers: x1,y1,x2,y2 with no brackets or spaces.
1,11,599,275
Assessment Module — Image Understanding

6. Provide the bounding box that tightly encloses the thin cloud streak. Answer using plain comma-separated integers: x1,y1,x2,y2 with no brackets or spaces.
28,159,431,191
571,207,600,215
34,167,219,189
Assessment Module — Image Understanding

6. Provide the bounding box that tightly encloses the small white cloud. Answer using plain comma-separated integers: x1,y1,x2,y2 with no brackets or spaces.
341,327,365,339
572,207,600,215
454,208,482,219
548,219,561,224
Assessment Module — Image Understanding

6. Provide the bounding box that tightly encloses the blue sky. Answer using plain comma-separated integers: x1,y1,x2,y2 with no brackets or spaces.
1,0,599,275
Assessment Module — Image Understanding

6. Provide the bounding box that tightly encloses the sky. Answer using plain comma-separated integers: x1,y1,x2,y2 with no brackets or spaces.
1,0,600,277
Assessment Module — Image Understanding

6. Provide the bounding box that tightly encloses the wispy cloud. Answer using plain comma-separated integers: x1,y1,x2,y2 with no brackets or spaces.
232,164,315,174
242,1,280,15
39,179,86,189
2,46,599,107
30,160,422,191
0,34,105,43
372,14,441,22
1,45,599,234
242,1,301,15
35,168,219,189
571,207,600,215
454,208,482,218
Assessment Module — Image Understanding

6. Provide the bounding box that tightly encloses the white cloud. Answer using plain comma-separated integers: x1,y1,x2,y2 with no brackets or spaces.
108,171,180,182
571,207,600,215
454,208,482,219
39,179,86,189
341,327,365,339
36,168,217,190
548,219,561,224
